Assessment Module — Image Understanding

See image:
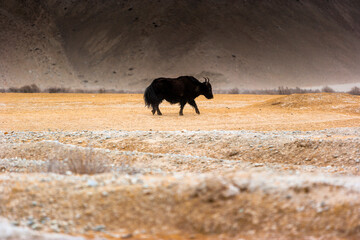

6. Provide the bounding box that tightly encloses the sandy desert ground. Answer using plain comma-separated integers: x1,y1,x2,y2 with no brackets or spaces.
0,93,360,240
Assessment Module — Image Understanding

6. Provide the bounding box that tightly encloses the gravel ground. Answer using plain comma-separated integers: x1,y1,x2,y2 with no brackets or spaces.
0,128,360,239
1,128,359,175
0,217,84,240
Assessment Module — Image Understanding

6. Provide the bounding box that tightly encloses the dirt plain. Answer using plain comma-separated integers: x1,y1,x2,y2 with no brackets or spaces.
0,93,360,240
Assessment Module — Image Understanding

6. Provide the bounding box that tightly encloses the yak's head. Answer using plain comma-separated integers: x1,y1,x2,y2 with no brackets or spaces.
201,77,213,99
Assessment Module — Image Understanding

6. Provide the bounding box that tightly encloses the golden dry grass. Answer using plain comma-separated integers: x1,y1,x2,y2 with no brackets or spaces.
1,93,360,131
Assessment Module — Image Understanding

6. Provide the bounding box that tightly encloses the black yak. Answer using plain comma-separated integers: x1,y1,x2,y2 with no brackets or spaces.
144,76,213,115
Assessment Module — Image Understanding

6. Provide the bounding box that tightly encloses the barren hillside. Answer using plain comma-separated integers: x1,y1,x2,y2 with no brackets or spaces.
1,0,360,91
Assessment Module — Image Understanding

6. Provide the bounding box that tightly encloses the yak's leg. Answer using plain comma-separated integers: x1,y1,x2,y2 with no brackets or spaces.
188,100,200,114
156,103,162,115
179,101,186,116
151,104,156,115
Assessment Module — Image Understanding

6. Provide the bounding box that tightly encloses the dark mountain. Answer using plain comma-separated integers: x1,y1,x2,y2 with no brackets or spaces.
1,0,360,91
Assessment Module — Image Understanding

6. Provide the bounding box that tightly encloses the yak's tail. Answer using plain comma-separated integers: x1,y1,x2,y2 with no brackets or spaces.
144,84,159,108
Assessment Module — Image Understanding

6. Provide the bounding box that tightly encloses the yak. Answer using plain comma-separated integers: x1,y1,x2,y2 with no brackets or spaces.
144,76,213,115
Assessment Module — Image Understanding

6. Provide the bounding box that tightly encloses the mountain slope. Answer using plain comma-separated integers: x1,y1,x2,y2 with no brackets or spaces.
1,0,360,91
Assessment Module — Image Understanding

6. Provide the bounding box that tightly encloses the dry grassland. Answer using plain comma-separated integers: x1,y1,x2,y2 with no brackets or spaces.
0,93,360,240
1,93,360,132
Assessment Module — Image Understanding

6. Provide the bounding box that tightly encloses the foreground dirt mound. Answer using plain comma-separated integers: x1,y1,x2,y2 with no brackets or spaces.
1,128,360,239
1,171,359,239
260,93,360,114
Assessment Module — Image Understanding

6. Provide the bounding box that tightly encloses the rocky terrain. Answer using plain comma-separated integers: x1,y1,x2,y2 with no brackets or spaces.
0,128,360,239
0,93,360,239
1,0,360,91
